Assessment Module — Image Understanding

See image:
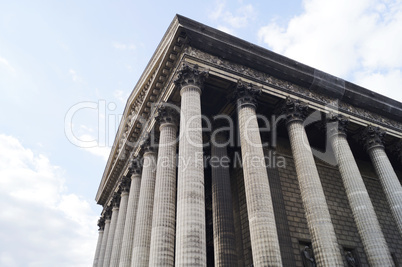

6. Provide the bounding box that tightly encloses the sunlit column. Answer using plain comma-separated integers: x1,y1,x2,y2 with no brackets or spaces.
110,177,131,267
93,218,105,267
174,63,208,266
103,194,120,267
131,139,157,267
283,97,343,266
362,126,402,237
236,81,282,267
211,130,237,266
149,105,178,267
97,209,111,267
328,114,394,266
119,158,142,267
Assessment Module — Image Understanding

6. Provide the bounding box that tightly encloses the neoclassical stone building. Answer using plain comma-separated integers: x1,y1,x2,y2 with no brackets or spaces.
92,15,402,267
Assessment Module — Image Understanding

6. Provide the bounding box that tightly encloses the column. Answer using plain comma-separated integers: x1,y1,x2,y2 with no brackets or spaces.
362,126,402,237
174,63,208,266
282,97,343,266
236,81,282,267
110,177,131,267
131,138,157,267
149,105,178,266
98,209,111,267
103,193,120,267
327,114,394,266
211,130,237,266
93,218,105,267
119,158,142,267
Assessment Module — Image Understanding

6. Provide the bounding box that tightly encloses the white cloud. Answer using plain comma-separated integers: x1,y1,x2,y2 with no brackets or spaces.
78,133,111,161
112,42,136,51
217,25,235,35
69,68,82,82
0,57,16,74
114,89,129,104
0,134,99,267
258,0,402,102
210,0,256,33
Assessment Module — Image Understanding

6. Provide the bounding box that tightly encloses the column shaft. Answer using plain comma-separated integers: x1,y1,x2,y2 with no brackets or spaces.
93,229,104,267
176,87,205,266
149,119,177,266
103,206,119,267
238,104,282,266
110,189,130,267
119,172,142,267
131,150,157,267
98,218,111,267
369,146,402,236
175,65,207,266
330,131,394,266
287,119,343,266
211,134,237,266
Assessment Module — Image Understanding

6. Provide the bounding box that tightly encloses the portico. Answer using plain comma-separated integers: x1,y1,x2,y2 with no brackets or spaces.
93,15,402,267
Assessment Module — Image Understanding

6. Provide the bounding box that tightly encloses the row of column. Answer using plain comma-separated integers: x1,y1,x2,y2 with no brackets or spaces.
92,63,402,267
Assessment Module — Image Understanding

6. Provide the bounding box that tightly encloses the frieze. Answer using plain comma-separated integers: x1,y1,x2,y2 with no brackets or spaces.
183,46,402,132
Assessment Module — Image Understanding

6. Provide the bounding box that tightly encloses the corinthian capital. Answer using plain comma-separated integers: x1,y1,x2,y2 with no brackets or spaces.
104,206,112,220
174,63,209,90
112,192,121,208
235,80,261,109
281,97,309,124
140,134,158,153
120,176,131,193
156,103,179,126
360,125,385,151
97,217,105,230
129,156,142,175
326,113,349,137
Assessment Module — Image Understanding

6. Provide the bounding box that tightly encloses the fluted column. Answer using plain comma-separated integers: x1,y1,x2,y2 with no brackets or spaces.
110,177,131,267
119,158,142,267
211,131,237,266
98,210,111,267
174,63,208,266
131,139,157,267
103,193,120,267
327,114,394,266
362,126,402,237
282,97,343,266
93,218,105,267
236,81,282,267
149,105,178,267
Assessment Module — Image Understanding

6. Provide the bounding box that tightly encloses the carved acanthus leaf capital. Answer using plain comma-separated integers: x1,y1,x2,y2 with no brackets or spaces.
174,63,209,90
281,97,309,124
360,125,385,151
129,156,142,175
140,134,158,153
112,192,121,208
104,206,112,220
156,103,179,127
326,113,349,137
120,176,131,193
235,80,261,109
97,217,105,230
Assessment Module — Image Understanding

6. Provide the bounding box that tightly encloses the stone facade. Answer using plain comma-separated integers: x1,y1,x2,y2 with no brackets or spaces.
93,15,402,266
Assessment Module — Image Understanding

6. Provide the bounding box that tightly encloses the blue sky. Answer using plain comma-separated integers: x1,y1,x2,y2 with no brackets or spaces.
0,0,401,266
